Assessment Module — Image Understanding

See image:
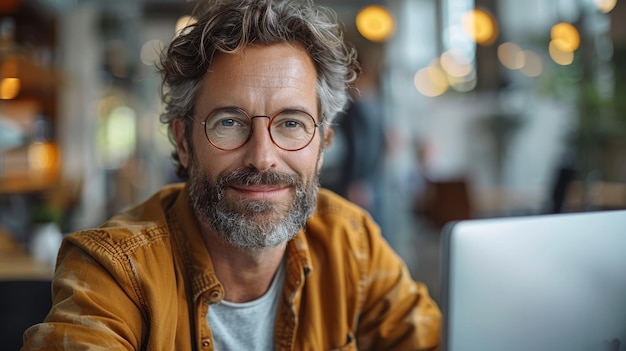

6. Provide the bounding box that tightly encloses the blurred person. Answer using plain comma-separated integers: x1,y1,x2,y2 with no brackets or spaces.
21,0,440,350
320,47,388,227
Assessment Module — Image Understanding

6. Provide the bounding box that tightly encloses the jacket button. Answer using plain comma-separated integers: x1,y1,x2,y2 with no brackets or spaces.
201,339,211,348
209,290,221,300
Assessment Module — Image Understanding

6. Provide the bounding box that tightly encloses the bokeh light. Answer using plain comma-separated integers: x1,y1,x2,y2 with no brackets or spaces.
28,141,59,172
461,8,498,45
105,106,137,164
440,49,473,78
497,42,524,70
550,22,580,52
0,56,20,99
549,41,575,65
0,77,20,99
356,5,396,42
594,0,617,13
414,63,449,97
140,39,164,66
448,70,477,92
439,50,476,92
175,15,197,37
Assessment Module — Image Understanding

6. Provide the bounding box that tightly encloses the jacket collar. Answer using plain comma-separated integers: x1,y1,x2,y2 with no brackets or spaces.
166,183,223,302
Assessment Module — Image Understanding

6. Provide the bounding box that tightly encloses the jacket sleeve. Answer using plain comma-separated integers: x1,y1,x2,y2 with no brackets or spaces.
21,234,145,350
355,216,442,351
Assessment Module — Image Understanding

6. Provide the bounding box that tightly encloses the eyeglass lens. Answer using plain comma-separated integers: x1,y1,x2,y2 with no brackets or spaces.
203,108,318,151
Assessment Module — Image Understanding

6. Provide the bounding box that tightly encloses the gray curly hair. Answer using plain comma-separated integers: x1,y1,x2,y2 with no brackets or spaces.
157,0,360,180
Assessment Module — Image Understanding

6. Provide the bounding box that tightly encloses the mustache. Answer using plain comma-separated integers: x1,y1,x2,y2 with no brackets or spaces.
217,167,301,188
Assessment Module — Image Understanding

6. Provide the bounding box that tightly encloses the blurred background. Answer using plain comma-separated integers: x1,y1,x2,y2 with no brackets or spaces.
1,0,625,302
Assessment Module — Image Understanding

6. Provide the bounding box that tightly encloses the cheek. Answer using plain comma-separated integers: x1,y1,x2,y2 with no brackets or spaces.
192,146,235,180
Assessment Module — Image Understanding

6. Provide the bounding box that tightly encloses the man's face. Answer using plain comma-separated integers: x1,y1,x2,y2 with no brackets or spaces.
173,43,324,250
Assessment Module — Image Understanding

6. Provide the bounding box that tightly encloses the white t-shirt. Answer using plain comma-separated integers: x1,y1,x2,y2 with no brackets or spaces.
207,261,286,351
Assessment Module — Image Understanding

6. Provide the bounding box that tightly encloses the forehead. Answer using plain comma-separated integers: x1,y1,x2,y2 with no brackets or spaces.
194,42,319,119
194,43,320,119
207,43,316,90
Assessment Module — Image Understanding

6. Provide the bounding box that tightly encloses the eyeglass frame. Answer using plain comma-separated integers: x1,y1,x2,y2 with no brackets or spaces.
189,107,324,152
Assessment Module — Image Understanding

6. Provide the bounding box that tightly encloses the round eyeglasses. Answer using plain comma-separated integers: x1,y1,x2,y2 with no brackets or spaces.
193,107,323,151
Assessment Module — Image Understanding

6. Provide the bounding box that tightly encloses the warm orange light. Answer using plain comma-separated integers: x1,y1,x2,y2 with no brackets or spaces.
356,5,396,42
462,8,498,45
0,77,20,99
549,41,575,65
28,141,59,172
550,22,580,52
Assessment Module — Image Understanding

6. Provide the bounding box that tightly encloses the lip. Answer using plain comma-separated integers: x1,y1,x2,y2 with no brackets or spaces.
228,184,290,201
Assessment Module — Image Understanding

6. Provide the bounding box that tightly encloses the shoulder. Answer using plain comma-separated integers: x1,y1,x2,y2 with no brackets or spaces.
306,188,382,253
314,188,374,220
63,184,184,267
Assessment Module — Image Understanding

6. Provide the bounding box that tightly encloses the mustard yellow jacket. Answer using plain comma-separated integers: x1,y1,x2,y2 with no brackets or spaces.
22,183,440,350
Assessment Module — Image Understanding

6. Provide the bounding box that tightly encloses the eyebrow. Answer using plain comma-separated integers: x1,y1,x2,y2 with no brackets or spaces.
212,105,316,117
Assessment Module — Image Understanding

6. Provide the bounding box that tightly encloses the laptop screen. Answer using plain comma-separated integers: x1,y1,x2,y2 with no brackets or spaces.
439,210,626,351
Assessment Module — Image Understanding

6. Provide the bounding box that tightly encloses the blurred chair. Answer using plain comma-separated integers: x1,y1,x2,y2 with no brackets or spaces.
414,178,473,229
0,280,51,350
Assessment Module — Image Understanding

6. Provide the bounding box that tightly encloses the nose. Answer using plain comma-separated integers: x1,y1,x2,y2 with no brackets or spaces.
242,116,278,171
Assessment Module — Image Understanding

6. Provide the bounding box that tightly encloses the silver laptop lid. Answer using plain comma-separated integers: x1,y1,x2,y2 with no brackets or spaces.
440,210,626,351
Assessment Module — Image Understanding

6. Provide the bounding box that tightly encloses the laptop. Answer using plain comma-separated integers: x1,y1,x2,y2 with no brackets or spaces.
440,210,626,351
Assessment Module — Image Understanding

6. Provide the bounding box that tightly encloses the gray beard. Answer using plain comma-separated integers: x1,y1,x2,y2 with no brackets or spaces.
187,163,319,250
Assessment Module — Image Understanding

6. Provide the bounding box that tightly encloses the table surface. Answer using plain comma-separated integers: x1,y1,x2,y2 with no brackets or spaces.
0,228,53,280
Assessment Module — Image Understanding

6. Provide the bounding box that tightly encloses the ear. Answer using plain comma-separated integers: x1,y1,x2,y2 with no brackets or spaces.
317,127,334,172
323,127,334,148
173,118,190,168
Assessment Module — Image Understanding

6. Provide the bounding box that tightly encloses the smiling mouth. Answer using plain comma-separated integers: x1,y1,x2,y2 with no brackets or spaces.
217,167,300,201
228,184,290,201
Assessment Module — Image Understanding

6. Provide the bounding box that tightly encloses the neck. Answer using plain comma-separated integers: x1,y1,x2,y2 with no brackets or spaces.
201,225,287,303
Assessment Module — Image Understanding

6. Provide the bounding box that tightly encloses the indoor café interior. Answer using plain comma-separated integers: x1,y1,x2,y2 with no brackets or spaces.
1,0,625,348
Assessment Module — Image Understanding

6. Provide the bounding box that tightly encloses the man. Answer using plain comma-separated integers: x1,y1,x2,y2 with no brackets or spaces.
22,0,441,350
